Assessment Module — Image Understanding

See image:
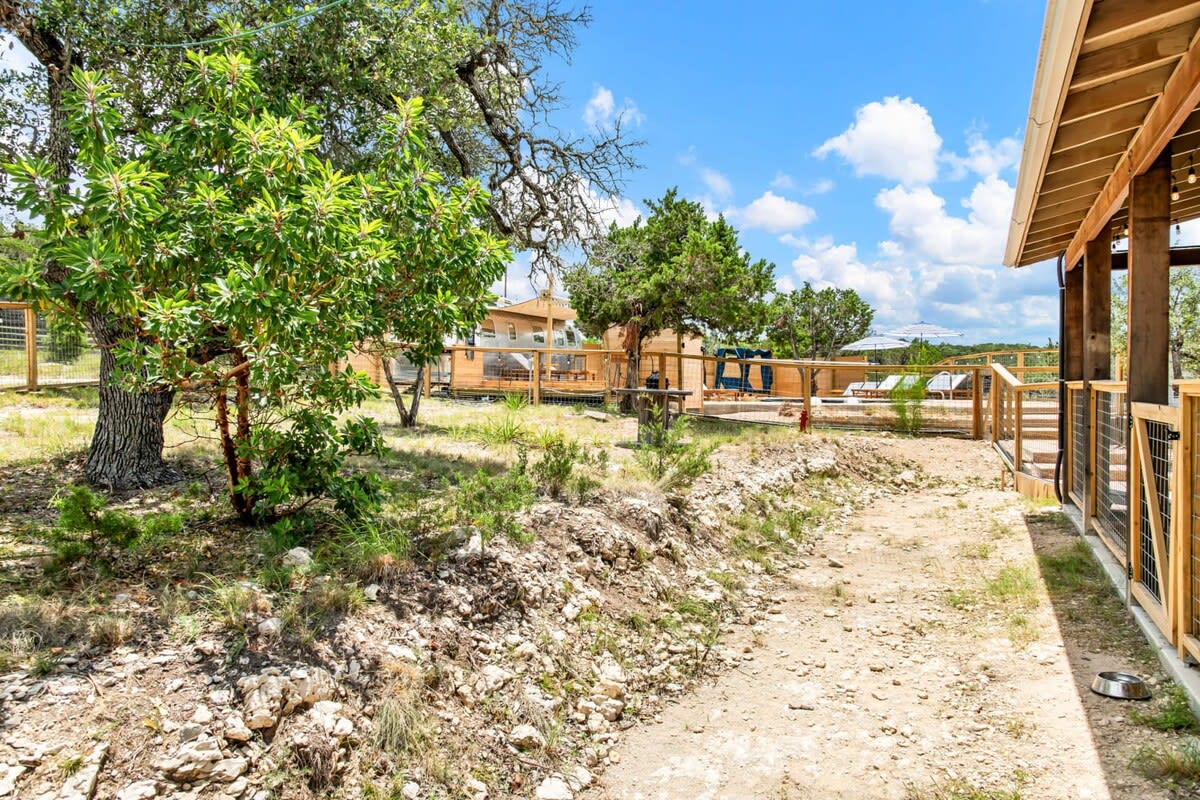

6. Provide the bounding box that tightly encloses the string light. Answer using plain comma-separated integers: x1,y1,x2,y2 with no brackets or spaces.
1190,155,1197,184
1123,222,1130,237
1173,181,1181,201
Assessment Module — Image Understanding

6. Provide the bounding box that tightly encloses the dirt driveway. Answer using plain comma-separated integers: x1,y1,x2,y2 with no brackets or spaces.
588,437,1179,800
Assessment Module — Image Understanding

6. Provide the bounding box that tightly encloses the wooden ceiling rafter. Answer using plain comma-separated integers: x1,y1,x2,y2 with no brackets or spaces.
1007,0,1200,268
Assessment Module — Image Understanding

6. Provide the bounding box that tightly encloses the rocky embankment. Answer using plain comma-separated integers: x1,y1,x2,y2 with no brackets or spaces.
0,436,907,799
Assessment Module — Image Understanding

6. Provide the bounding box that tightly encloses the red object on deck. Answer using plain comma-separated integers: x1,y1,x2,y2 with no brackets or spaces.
798,408,809,432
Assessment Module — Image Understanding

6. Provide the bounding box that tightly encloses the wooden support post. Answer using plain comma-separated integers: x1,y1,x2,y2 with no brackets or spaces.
23,306,37,391
675,332,684,392
1128,149,1172,406
658,352,667,389
532,351,542,405
1014,389,1024,471
801,366,812,431
1081,235,1112,514
971,367,983,440
1083,237,1112,383
991,368,1000,444
423,364,432,398
1063,265,1084,382
1179,393,1195,652
603,354,612,405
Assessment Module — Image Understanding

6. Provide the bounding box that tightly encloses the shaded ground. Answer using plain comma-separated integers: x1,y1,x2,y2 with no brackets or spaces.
588,437,1185,800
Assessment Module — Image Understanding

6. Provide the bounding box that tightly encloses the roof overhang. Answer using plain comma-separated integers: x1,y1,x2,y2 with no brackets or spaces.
1005,0,1200,269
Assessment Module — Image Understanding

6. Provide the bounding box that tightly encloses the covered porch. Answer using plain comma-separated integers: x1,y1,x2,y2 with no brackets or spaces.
1006,1,1200,671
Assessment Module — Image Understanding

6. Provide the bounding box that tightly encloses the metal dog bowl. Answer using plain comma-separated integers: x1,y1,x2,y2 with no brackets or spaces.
1091,671,1151,700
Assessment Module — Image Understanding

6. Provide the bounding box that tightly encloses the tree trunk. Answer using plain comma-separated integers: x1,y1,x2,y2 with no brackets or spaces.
621,347,640,413
381,355,423,428
85,341,178,490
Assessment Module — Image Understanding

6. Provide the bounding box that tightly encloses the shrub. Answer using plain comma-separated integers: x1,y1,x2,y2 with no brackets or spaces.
45,486,141,572
531,439,608,500
889,374,927,435
635,415,714,491
449,466,536,550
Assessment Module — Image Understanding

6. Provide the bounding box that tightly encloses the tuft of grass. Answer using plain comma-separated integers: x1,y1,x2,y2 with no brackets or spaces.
959,541,994,560
903,778,1025,800
473,415,526,446
986,565,1038,608
205,579,269,637
1038,540,1098,594
1131,739,1200,782
502,392,528,412
88,614,134,648
1131,684,1200,733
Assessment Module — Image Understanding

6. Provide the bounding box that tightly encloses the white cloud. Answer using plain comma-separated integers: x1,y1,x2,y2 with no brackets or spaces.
875,174,1013,265
944,132,1021,179
815,96,942,186
583,85,643,131
700,168,733,200
770,172,794,190
734,191,816,233
805,178,835,195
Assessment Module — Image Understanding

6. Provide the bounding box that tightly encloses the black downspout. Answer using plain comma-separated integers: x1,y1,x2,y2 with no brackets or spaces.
1053,252,1066,504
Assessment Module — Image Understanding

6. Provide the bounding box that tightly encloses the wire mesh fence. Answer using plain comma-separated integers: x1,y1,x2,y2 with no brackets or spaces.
1135,417,1175,605
1069,386,1086,506
1094,387,1129,557
0,304,102,390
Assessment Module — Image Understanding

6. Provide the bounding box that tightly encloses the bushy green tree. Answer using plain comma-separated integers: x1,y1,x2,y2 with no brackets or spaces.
564,189,774,398
2,0,636,484
766,283,873,361
1112,267,1200,381
4,52,507,518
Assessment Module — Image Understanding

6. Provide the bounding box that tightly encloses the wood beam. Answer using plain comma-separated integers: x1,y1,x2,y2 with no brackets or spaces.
1040,154,1124,193
1083,236,1112,381
1083,0,1200,53
1127,150,1172,405
1046,130,1135,173
1064,261,1084,381
1073,20,1196,91
1064,25,1200,268
1053,99,1155,152
1031,193,1104,225
1060,63,1175,125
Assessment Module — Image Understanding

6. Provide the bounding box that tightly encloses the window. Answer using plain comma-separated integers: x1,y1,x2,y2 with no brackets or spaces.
480,320,496,338
507,323,517,341
564,328,577,347
553,329,565,347
532,325,545,344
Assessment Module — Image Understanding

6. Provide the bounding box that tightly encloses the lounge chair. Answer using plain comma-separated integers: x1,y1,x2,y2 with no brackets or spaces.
925,371,972,399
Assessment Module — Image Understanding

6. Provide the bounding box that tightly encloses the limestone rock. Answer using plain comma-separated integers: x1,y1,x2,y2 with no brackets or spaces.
237,674,289,730
115,781,159,800
59,742,107,800
154,735,224,783
282,547,314,570
534,776,574,800
508,724,546,751
222,715,253,743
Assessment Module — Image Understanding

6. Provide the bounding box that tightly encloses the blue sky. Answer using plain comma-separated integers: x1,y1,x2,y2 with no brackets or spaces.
2,2,1122,344
544,0,1064,344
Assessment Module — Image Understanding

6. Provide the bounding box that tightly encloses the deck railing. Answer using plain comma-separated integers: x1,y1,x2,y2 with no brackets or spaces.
990,364,1058,486
1061,379,1200,660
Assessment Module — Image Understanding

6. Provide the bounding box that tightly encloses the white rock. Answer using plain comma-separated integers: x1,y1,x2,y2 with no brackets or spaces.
282,547,314,569
534,777,574,800
363,584,381,601
222,715,253,743
0,764,25,798
401,782,420,799
387,645,418,662
237,674,289,729
567,766,593,791
224,776,249,797
115,780,159,800
210,757,248,783
464,777,488,799
477,665,512,694
153,735,223,783
256,617,283,638
178,723,205,743
508,724,546,750
59,742,107,800
289,667,336,707
191,705,214,724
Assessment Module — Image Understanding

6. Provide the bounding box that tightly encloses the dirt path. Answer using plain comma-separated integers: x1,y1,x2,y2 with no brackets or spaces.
588,437,1171,800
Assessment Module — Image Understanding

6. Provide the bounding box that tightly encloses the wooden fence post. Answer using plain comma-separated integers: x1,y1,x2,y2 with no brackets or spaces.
801,366,812,431
657,352,667,388
532,351,542,405
991,368,1000,444
24,306,37,392
1014,389,1024,470
972,367,983,439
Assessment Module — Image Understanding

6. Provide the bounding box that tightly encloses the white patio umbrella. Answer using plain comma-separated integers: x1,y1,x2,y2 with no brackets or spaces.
885,321,963,342
840,335,911,363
